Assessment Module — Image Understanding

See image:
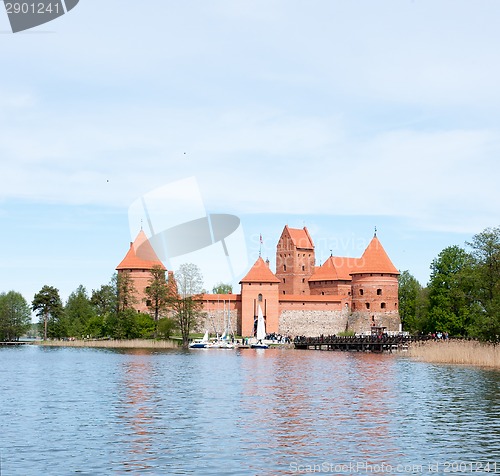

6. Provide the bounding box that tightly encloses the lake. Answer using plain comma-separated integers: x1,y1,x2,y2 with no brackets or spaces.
1,345,499,475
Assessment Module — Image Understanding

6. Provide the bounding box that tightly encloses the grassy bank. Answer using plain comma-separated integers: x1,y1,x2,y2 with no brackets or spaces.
37,339,180,349
408,340,500,368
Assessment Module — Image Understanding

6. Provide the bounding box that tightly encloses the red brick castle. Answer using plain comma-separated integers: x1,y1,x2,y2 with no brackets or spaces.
117,226,401,337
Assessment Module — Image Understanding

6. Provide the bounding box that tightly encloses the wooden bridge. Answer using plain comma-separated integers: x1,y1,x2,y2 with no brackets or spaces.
293,334,428,353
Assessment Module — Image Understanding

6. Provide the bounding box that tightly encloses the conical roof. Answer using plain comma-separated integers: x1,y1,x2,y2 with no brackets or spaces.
116,230,166,270
352,235,399,275
240,257,280,283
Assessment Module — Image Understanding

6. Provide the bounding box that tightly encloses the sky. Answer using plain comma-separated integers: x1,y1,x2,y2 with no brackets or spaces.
1,0,499,307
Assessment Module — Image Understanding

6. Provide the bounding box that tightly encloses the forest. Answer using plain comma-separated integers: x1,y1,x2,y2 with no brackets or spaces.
398,226,500,341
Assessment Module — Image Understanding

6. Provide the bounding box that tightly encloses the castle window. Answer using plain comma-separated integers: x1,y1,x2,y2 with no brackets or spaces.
302,278,305,283
365,303,370,310
302,265,305,271
321,291,325,295
258,293,263,302
283,278,286,283
283,291,286,295
283,265,287,271
377,289,382,295
348,291,351,296
359,289,364,296
381,302,386,309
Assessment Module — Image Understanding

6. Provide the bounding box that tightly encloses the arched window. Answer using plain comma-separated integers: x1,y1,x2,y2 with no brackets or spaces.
359,289,364,296
258,293,263,302
381,302,386,309
377,289,382,295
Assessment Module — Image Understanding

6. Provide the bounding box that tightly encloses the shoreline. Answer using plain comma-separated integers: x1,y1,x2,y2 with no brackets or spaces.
407,340,500,369
31,338,500,369
36,339,180,349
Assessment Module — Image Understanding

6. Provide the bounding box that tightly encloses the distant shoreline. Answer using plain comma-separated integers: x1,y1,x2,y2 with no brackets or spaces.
36,339,180,349
31,338,500,369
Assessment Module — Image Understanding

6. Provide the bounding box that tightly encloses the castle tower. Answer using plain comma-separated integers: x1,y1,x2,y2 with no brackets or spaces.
116,230,166,314
239,257,280,337
275,226,315,295
350,233,400,331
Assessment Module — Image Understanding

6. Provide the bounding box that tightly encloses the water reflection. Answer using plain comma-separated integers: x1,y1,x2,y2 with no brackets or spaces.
115,351,157,472
0,346,499,475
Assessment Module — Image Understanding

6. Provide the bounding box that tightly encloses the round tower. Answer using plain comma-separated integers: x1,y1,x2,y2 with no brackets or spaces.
349,234,400,332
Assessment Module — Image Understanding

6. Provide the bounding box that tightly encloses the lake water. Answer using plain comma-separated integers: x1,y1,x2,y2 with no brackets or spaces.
1,346,499,475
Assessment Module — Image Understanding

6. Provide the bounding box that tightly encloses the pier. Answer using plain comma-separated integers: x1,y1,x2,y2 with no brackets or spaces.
293,334,428,353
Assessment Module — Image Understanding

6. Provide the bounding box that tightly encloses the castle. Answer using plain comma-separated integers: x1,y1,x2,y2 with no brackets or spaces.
116,225,401,337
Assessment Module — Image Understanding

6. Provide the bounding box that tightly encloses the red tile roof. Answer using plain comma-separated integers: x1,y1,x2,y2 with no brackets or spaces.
352,235,399,275
308,256,362,282
116,230,166,270
286,225,314,249
240,257,281,283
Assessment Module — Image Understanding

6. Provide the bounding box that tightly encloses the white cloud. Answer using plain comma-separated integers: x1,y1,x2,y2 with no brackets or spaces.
1,0,499,236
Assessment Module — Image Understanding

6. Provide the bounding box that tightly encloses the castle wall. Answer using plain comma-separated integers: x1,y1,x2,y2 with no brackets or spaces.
347,311,401,334
195,309,240,336
198,294,241,335
278,309,348,337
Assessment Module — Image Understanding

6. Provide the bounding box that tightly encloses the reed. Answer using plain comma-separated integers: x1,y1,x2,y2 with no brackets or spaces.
408,340,500,368
37,339,179,349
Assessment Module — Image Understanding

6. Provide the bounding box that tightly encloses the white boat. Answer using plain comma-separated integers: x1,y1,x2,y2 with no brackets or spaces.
189,330,210,348
206,339,235,349
251,305,269,349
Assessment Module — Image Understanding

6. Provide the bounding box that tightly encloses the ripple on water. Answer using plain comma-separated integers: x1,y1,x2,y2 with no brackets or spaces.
0,346,499,474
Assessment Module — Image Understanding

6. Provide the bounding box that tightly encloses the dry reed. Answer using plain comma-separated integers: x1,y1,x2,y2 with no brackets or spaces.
408,340,500,368
37,339,179,349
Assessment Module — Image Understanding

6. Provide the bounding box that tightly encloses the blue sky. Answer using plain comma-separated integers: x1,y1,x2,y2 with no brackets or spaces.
1,1,499,305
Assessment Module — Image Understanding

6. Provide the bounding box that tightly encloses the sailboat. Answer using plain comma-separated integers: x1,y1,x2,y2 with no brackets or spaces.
251,304,269,349
189,330,210,348
206,300,235,349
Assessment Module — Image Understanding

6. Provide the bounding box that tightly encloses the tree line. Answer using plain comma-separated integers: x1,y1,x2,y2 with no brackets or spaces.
399,226,500,341
0,260,234,346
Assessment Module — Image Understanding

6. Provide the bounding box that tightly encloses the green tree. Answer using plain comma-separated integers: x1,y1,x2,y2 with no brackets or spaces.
0,291,32,341
32,285,65,340
145,265,169,322
427,245,474,336
65,285,95,337
167,263,204,348
91,283,117,317
112,309,155,339
114,271,137,313
212,282,233,294
157,317,177,339
466,226,500,340
398,271,426,333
